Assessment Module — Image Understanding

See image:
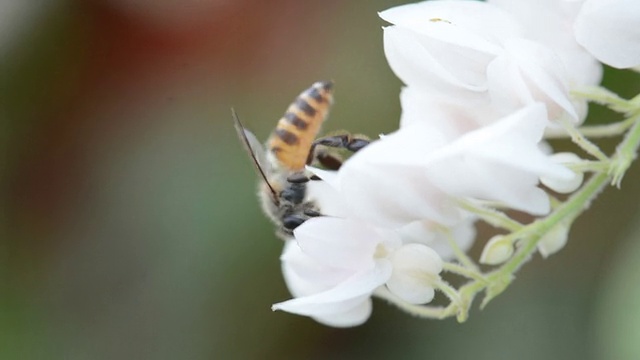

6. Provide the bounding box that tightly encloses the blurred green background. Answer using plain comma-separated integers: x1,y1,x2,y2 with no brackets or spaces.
2,1,640,359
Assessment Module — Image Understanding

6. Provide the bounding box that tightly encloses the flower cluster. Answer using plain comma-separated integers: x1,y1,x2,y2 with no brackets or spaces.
273,0,640,327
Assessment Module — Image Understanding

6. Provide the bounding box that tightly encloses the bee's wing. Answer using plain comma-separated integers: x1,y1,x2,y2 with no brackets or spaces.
232,109,279,204
235,122,271,174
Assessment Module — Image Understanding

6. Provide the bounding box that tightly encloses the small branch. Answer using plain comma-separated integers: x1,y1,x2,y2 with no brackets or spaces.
442,262,488,283
492,171,610,279
437,225,479,272
559,118,609,161
457,199,523,232
378,89,640,321
374,287,456,320
571,86,630,110
610,118,640,187
565,160,609,173
545,116,638,139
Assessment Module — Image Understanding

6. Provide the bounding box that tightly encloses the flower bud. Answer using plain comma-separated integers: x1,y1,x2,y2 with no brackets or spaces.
538,221,570,258
480,235,514,265
540,152,584,193
387,243,443,304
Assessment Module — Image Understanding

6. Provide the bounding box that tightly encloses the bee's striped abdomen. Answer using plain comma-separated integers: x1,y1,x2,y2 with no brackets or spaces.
267,81,334,171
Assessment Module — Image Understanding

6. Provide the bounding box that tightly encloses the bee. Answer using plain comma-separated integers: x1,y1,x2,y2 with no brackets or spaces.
233,81,369,239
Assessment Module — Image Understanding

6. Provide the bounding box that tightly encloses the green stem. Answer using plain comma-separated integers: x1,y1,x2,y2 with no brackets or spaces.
478,109,640,305
571,86,629,110
384,91,640,321
443,262,488,283
566,160,609,173
548,194,563,210
489,171,609,279
374,287,456,319
610,118,640,187
435,279,461,304
438,225,479,272
457,199,523,232
560,118,609,161
546,116,638,139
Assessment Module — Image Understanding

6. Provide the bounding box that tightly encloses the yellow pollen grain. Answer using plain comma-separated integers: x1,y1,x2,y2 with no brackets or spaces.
429,17,452,24
374,244,389,259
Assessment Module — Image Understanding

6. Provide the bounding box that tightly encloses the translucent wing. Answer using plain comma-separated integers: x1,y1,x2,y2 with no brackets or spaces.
232,108,279,204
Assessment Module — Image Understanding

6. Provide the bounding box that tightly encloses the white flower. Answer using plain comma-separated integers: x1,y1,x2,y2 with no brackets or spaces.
271,0,621,327
574,0,640,69
387,243,443,304
480,235,514,265
273,217,443,327
309,125,462,228
540,152,584,193
307,179,477,261
380,0,579,122
398,218,476,261
420,104,575,214
486,38,577,120
487,0,603,87
310,103,574,229
380,0,520,92
398,86,496,137
537,221,571,258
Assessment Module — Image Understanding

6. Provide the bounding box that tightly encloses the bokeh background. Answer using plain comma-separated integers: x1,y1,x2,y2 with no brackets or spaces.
2,1,640,359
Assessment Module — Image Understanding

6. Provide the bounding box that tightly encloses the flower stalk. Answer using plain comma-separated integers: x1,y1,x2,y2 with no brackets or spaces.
271,0,640,327
380,96,640,321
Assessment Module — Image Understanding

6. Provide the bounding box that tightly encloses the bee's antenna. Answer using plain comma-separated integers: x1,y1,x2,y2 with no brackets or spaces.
232,108,280,205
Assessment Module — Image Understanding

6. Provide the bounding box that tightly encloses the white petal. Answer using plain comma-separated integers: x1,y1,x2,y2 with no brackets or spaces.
425,104,574,214
487,38,577,121
399,86,492,136
336,130,464,226
272,259,392,317
293,217,397,270
344,120,448,166
383,26,489,92
273,292,370,319
422,104,572,179
398,221,437,246
378,0,528,93
387,244,443,304
311,299,373,328
574,0,640,68
380,0,521,50
429,155,552,215
399,218,476,261
480,235,514,265
280,241,353,298
540,152,584,193
538,221,570,258
306,166,341,189
488,0,603,88
336,105,573,221
305,178,351,218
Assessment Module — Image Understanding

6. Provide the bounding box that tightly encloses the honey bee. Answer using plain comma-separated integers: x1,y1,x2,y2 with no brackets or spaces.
233,81,369,239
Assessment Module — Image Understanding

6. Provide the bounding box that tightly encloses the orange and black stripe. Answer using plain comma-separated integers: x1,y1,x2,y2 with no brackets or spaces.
268,81,334,171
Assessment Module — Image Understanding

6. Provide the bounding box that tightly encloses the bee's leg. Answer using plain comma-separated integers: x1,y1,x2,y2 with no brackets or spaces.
303,209,321,217
306,134,370,169
285,171,309,184
312,150,344,170
282,214,307,231
280,206,320,237
314,134,370,152
281,172,308,205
